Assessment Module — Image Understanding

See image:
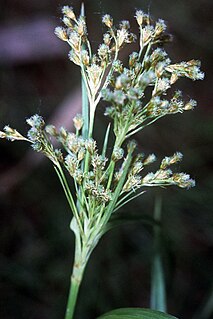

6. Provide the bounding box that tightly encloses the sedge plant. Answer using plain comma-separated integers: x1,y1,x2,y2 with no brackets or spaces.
0,4,204,319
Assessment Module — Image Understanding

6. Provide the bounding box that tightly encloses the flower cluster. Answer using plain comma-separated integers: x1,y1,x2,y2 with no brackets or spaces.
0,6,201,268
142,152,195,189
55,6,135,105
0,113,195,216
102,14,203,140
0,126,29,142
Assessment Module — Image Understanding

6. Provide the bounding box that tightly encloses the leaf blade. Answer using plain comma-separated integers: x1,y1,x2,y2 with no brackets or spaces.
97,307,178,319
150,196,167,312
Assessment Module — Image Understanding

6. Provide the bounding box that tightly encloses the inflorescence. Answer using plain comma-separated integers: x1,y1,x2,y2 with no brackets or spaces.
1,5,203,243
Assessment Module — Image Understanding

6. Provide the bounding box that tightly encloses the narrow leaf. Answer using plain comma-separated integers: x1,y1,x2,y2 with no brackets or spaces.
105,214,158,233
81,2,85,16
97,307,178,319
151,255,167,312
150,196,167,312
102,123,111,157
114,190,146,212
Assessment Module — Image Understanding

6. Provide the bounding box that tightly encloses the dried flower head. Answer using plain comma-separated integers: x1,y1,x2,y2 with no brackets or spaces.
102,14,113,28
62,5,76,21
135,10,145,26
54,26,68,41
73,114,84,131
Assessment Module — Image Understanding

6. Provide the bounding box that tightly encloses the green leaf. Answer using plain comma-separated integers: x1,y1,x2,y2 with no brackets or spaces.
151,254,167,312
105,214,158,233
97,308,178,319
102,123,111,157
151,196,167,312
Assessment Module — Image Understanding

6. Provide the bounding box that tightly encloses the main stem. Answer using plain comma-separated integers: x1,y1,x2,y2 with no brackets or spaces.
65,275,81,319
64,236,88,319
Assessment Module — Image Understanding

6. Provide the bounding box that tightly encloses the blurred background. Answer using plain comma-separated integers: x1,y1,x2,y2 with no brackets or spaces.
0,0,212,318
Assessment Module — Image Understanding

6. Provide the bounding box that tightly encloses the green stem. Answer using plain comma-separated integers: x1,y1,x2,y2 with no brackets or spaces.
54,165,84,235
65,278,81,319
83,99,96,176
106,161,115,190
64,237,88,319
81,75,89,139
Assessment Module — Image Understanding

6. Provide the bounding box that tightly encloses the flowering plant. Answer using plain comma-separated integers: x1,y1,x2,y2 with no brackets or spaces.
0,4,203,319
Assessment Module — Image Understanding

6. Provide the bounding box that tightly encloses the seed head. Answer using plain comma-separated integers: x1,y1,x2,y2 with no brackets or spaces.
68,30,80,50
68,50,80,66
142,25,154,44
70,139,80,154
142,172,155,184
103,33,111,46
77,16,87,36
112,90,126,105
73,114,84,131
127,140,137,153
55,149,63,162
166,60,204,81
2,126,27,142
62,16,73,28
91,154,107,170
143,154,156,165
170,73,178,84
112,147,124,161
155,19,167,36
138,70,156,87
65,153,79,175
155,169,172,180
98,44,109,59
59,127,68,140
155,77,171,94
115,74,130,89
73,169,84,184
45,125,58,136
119,20,130,30
116,28,130,47
128,87,143,100
155,61,167,78
87,64,103,90
102,14,113,28
123,174,141,191
85,138,96,154
26,114,45,129
0,131,6,138
32,141,42,152
160,152,183,169
173,173,195,189
62,6,76,21
112,60,123,73
78,147,86,161
129,52,139,67
54,26,68,41
184,99,197,111
27,127,40,142
132,161,143,175
135,10,145,26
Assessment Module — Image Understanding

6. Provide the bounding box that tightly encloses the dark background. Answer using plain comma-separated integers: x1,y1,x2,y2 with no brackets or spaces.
0,1,212,318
